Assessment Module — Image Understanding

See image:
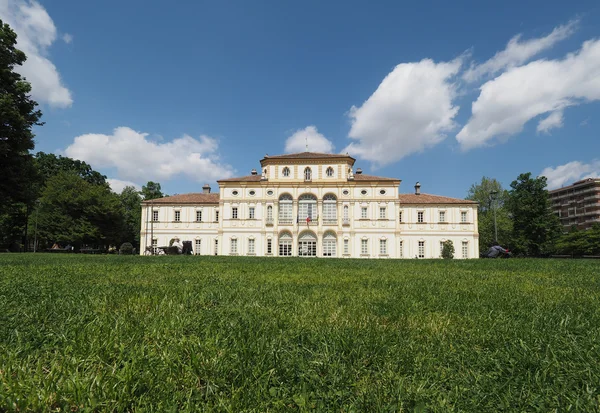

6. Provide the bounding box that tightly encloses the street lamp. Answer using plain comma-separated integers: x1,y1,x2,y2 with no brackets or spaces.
490,190,498,244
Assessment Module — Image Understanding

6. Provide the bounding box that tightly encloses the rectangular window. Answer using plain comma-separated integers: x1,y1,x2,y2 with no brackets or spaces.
344,239,349,254
174,210,181,222
417,211,424,223
249,207,255,219
267,239,272,254
361,207,368,219
439,211,445,222
215,211,219,222
379,207,386,219
230,239,237,254
440,241,444,257
152,238,158,254
361,239,368,255
152,210,159,222
343,206,349,220
279,203,293,222
462,241,468,258
214,239,218,255
248,238,255,254
196,210,202,222
461,211,468,223
418,241,425,258
279,239,292,256
398,211,402,223
379,239,387,255
267,206,273,220
399,241,403,258
232,207,238,219
323,203,336,221
195,239,201,255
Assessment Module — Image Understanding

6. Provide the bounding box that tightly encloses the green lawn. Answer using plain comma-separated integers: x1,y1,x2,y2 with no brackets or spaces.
1,255,599,412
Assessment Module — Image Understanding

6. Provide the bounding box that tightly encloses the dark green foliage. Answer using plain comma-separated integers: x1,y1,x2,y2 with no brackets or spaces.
119,186,142,249
141,181,164,200
441,240,454,259
507,173,562,256
34,172,125,249
0,20,43,214
555,224,600,256
34,152,107,187
1,255,599,411
119,242,134,255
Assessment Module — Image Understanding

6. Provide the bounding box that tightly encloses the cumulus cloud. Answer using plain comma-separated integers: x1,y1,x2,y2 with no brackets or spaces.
343,58,461,166
65,127,235,184
463,19,578,82
540,160,600,190
284,126,334,153
107,178,140,194
0,0,73,107
537,110,564,134
457,39,600,150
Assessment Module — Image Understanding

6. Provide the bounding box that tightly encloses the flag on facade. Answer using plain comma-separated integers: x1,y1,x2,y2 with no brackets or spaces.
306,216,311,225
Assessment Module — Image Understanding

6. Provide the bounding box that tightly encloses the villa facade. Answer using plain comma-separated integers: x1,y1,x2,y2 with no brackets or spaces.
140,152,479,258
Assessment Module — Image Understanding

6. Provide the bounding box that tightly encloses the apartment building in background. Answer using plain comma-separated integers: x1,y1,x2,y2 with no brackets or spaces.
549,178,600,230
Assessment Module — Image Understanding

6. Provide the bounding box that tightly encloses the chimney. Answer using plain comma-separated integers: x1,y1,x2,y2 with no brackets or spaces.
202,184,211,194
355,168,363,174
251,168,257,175
414,182,421,195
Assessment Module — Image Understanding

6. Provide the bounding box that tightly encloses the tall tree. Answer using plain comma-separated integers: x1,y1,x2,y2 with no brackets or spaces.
466,177,513,249
507,173,562,256
140,181,164,200
119,186,142,248
0,20,43,249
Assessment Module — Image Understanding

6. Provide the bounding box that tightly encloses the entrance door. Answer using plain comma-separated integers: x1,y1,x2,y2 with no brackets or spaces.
298,232,317,257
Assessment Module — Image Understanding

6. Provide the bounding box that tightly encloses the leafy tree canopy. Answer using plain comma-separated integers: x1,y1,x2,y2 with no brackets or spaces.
507,173,562,256
0,20,43,211
140,181,164,200
34,152,107,187
467,176,513,248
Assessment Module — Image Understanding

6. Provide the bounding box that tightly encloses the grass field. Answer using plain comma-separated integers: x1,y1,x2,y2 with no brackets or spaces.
0,255,599,412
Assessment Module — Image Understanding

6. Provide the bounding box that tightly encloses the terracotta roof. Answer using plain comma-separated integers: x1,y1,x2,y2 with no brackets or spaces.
399,193,477,205
353,174,399,182
260,152,355,163
142,193,219,205
217,175,263,183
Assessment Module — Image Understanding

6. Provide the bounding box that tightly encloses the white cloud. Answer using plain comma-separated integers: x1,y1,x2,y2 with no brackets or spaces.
457,39,600,150
62,33,72,44
284,126,334,153
0,0,73,107
540,160,600,190
537,110,564,134
463,20,578,82
65,127,235,184
107,178,140,194
343,58,461,166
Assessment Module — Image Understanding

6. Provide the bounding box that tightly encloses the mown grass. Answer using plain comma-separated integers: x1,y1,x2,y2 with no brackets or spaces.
0,255,599,412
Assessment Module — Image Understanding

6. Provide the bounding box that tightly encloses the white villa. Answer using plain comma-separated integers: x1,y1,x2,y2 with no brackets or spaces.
140,152,479,258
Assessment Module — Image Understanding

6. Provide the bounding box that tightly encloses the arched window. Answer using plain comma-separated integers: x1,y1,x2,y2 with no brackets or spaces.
304,167,312,181
326,167,334,177
278,194,293,223
343,205,349,220
282,167,290,177
298,194,317,221
323,232,337,257
323,194,337,222
278,232,292,256
298,231,317,256
267,205,273,220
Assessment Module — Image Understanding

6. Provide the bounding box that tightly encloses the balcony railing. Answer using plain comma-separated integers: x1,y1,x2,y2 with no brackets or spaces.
266,218,274,226
323,219,337,225
342,219,350,226
279,219,293,225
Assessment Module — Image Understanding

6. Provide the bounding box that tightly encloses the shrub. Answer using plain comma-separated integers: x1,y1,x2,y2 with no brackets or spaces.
442,240,454,259
119,242,134,255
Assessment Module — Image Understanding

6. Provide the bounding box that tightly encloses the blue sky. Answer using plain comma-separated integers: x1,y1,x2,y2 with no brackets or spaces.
2,0,599,198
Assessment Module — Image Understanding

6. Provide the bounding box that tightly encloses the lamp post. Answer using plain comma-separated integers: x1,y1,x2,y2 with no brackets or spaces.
33,200,40,253
490,190,498,243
